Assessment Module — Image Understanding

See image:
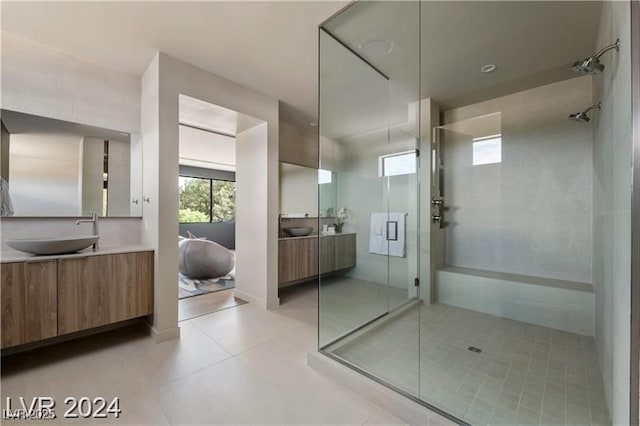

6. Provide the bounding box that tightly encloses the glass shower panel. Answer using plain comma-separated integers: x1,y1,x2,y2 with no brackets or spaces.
318,0,422,399
318,28,391,348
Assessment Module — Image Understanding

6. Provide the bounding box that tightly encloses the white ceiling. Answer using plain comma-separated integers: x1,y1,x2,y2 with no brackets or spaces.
2,1,605,140
1,1,349,128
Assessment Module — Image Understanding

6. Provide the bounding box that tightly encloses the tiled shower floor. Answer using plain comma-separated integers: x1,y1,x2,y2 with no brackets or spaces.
332,303,611,426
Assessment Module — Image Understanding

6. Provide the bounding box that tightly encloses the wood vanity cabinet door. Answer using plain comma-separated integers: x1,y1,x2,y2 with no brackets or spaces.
24,260,57,342
279,238,318,283
335,234,356,270
113,251,154,320
1,262,25,348
58,252,154,334
319,236,335,274
58,255,116,334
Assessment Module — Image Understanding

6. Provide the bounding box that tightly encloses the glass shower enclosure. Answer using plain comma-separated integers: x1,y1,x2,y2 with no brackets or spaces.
318,2,633,425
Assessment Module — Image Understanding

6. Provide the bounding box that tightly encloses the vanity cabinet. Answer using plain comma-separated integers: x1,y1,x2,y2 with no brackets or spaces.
278,237,318,283
58,252,153,335
278,234,356,285
1,260,57,348
1,250,153,349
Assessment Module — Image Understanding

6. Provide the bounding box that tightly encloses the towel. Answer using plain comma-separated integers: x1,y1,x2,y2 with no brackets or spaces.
369,213,386,254
369,212,406,257
0,177,14,217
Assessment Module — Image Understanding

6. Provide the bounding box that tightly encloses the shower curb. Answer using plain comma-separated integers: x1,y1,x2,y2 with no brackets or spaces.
307,351,462,426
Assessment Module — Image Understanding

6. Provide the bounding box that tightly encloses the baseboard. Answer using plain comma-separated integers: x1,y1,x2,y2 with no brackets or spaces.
307,351,459,425
150,324,181,343
233,289,279,310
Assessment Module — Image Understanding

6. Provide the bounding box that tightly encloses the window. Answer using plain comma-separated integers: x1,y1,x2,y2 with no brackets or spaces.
178,176,235,223
473,135,502,165
318,169,332,184
379,151,417,177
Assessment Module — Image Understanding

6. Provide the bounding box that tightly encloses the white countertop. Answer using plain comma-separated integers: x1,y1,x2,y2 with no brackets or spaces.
1,244,154,263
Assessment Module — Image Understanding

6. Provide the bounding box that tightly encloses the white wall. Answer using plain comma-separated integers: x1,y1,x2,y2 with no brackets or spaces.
236,123,270,305
0,217,142,253
442,76,594,283
279,163,318,215
141,52,279,339
1,32,140,134
592,2,633,423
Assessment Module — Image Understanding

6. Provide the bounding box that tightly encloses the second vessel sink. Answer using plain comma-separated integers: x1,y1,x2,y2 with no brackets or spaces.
5,235,100,255
283,227,313,237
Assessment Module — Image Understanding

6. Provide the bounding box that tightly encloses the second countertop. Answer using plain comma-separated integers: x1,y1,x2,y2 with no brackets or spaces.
279,232,356,241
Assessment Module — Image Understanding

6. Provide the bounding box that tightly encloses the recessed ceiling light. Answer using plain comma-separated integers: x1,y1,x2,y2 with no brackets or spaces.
481,64,497,73
309,122,318,127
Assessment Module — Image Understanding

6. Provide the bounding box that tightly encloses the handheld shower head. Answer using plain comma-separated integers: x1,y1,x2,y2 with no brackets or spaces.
569,102,601,123
572,39,620,75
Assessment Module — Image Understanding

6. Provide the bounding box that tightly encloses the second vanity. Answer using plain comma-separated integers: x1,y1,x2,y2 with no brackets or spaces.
278,233,356,286
1,246,154,350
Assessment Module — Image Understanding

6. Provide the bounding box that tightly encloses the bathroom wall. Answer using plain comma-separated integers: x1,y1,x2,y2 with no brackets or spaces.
279,163,318,216
442,76,594,283
1,32,140,134
592,2,633,423
0,217,142,254
0,32,143,246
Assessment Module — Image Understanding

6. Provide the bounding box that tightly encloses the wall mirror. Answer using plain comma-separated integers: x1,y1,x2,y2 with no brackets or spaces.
0,109,143,217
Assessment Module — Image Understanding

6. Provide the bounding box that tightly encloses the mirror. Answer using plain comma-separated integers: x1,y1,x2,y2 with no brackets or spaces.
0,110,142,217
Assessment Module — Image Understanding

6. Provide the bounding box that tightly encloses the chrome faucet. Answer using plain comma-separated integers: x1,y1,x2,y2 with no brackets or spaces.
75,212,99,249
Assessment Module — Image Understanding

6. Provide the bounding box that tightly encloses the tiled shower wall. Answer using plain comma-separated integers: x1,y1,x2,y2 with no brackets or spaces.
592,2,633,423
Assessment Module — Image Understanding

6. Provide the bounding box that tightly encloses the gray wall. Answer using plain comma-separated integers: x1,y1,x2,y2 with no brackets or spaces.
179,165,236,249
592,2,633,423
442,76,594,283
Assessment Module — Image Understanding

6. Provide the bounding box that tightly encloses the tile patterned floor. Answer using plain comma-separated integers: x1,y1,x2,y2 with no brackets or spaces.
333,303,612,426
0,283,426,425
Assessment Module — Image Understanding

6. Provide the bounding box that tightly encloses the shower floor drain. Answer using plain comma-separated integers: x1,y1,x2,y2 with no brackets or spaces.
467,346,482,353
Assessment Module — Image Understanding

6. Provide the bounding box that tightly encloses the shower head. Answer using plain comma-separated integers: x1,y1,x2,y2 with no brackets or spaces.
569,102,601,123
572,39,620,75
571,58,605,75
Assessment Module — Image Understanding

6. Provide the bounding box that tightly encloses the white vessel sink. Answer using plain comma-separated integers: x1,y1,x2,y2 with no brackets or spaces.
5,235,99,255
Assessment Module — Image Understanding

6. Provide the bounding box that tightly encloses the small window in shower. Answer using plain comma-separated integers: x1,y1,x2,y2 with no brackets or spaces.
473,135,502,165
379,150,417,177
318,168,333,184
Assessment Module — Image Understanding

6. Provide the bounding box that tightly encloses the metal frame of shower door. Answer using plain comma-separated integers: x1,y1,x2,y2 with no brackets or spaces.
630,0,640,424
